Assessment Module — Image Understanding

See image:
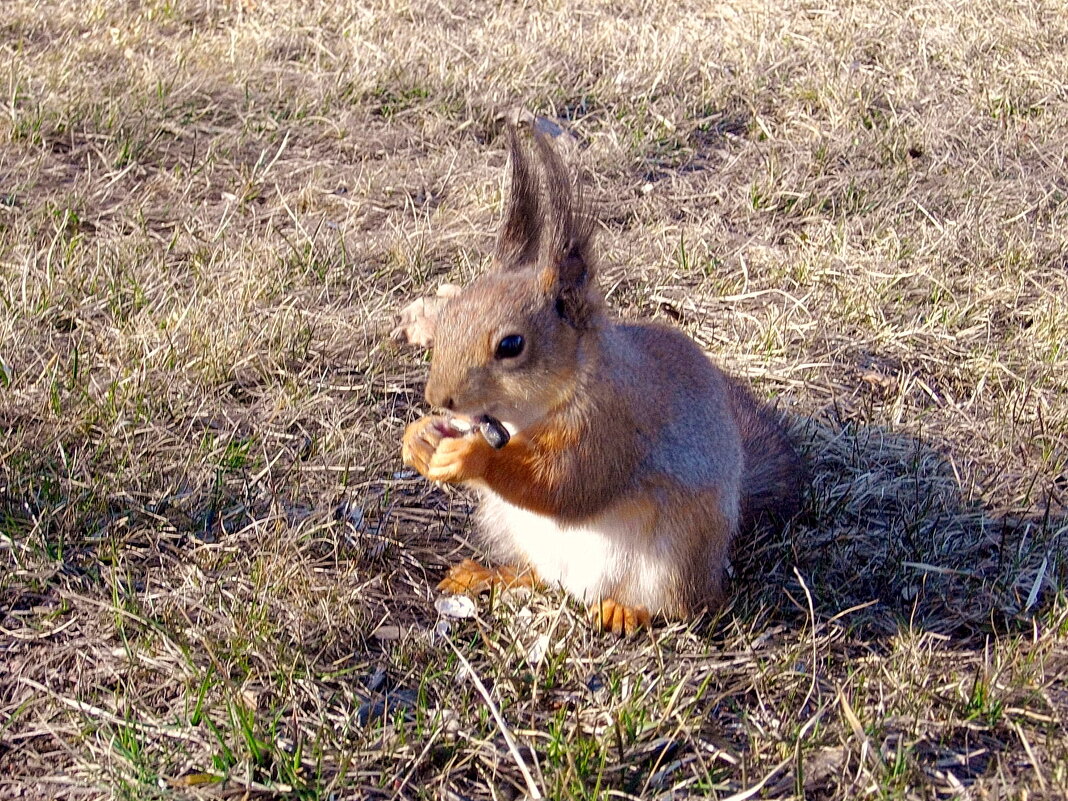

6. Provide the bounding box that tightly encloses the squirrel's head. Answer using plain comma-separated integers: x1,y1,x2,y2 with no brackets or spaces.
425,127,600,434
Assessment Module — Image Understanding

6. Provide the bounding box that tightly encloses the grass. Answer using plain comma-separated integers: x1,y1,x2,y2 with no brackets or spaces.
1,0,1067,797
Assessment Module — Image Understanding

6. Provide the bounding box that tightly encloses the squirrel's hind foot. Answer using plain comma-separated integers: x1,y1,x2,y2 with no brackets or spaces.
437,558,538,595
588,599,652,635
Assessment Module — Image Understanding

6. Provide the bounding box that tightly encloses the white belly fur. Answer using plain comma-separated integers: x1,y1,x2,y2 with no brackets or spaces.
477,492,675,612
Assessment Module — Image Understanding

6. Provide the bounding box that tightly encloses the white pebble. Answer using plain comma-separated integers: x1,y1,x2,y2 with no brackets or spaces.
435,595,477,619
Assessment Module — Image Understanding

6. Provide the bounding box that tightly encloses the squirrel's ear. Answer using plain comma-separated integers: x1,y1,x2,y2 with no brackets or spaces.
494,126,543,271
533,132,597,326
539,241,592,299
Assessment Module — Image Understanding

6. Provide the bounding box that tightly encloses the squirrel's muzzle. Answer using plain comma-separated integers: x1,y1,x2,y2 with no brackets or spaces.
424,370,454,410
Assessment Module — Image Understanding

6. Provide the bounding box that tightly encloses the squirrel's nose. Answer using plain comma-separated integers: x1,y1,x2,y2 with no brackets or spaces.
425,379,454,411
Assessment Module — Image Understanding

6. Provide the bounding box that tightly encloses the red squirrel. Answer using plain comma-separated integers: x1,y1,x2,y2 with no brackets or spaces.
400,126,804,634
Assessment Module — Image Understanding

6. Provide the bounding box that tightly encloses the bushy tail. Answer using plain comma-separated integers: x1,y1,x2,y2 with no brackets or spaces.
726,378,806,532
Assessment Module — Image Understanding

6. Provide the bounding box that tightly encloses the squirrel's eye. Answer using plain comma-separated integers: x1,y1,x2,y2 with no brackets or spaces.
495,334,525,360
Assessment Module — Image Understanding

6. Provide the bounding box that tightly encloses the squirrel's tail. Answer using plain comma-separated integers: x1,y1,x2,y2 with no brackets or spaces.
726,378,806,533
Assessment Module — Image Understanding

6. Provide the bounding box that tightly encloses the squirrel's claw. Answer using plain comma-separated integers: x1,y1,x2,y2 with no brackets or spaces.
588,599,652,635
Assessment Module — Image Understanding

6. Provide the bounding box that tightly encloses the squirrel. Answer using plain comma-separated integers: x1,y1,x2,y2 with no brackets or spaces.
400,125,804,634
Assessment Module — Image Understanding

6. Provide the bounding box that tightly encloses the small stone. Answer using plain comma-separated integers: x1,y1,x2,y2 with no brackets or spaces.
440,708,460,741
435,595,477,619
527,634,550,664
373,625,402,641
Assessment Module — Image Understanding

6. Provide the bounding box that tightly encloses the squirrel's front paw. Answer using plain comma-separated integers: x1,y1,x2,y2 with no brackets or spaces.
426,434,490,484
402,416,491,484
402,416,448,478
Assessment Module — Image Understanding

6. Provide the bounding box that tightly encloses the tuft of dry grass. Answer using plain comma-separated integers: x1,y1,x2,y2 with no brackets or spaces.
2,0,1067,798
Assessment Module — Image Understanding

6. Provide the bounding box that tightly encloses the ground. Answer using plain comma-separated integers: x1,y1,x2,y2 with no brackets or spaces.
2,0,1068,798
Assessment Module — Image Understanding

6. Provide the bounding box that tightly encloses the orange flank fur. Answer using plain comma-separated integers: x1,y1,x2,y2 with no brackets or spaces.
478,421,581,516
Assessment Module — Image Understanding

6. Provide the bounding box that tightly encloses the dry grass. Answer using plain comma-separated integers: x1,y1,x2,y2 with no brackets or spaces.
2,0,1068,798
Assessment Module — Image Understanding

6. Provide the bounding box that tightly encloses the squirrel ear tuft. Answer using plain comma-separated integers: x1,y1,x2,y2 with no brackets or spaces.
495,122,598,325
532,131,597,326
494,126,543,271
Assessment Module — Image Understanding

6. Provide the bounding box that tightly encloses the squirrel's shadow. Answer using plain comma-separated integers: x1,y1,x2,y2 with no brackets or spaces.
729,412,1068,642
